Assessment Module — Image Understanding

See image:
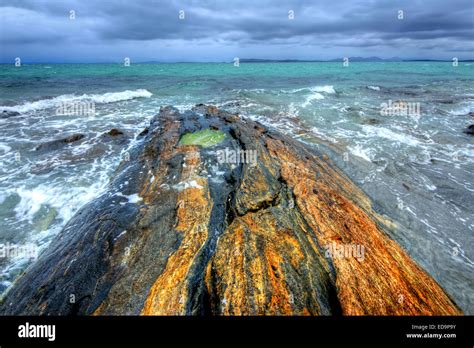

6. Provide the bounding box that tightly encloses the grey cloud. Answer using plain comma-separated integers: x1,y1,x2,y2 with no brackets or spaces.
0,0,472,62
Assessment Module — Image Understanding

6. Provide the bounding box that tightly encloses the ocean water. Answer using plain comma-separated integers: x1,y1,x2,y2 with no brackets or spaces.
0,62,473,312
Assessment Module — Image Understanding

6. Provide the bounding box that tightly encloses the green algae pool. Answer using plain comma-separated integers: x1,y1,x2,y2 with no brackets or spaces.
179,129,225,148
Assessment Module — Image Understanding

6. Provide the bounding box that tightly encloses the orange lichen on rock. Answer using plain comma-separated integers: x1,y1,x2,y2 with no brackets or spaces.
205,161,335,315
264,136,461,315
140,109,182,204
142,148,212,315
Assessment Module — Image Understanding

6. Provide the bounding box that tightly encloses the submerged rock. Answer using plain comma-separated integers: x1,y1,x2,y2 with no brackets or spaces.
100,128,129,145
0,110,21,119
0,105,461,316
437,99,455,104
35,134,85,152
463,124,474,135
32,206,58,232
106,128,124,136
362,118,381,125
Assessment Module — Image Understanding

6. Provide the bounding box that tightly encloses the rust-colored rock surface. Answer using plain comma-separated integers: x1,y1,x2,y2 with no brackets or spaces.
0,105,461,315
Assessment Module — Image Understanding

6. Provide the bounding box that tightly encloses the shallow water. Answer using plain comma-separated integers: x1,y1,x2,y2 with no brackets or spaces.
0,62,473,312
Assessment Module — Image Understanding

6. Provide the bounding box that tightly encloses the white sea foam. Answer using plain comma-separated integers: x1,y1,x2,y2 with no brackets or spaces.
285,85,336,94
362,125,421,146
9,158,114,247
302,92,325,107
367,85,381,91
448,103,473,116
0,143,12,153
347,144,373,162
14,183,104,228
310,127,338,143
308,85,336,94
0,89,153,113
288,85,336,107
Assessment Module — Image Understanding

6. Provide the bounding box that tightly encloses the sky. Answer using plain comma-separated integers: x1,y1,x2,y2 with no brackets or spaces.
0,0,473,63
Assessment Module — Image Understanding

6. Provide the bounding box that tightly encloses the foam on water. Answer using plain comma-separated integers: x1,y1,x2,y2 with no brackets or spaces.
0,144,11,153
347,144,374,162
448,101,474,115
285,85,336,94
13,181,104,229
302,92,325,107
0,89,153,113
361,125,422,146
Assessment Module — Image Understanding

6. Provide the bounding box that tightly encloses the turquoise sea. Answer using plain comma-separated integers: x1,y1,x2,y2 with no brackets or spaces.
0,62,473,312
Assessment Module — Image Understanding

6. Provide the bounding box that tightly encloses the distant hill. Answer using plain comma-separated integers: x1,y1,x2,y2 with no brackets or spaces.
237,57,474,63
239,57,403,63
238,58,324,63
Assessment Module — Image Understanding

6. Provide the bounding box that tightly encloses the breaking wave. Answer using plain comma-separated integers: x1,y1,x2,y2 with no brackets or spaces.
0,89,153,113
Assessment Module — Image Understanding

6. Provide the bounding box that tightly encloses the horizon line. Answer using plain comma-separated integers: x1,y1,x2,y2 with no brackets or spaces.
1,59,473,65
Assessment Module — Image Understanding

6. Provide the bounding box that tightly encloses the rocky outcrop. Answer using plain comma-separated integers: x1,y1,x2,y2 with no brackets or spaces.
0,105,461,316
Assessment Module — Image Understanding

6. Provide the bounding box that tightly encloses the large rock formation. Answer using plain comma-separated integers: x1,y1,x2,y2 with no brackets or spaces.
0,105,461,315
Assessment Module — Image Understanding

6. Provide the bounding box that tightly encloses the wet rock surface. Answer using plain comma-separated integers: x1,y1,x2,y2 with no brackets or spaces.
0,105,461,315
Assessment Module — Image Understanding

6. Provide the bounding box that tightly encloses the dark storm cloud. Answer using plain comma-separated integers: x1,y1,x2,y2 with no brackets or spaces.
0,0,473,62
